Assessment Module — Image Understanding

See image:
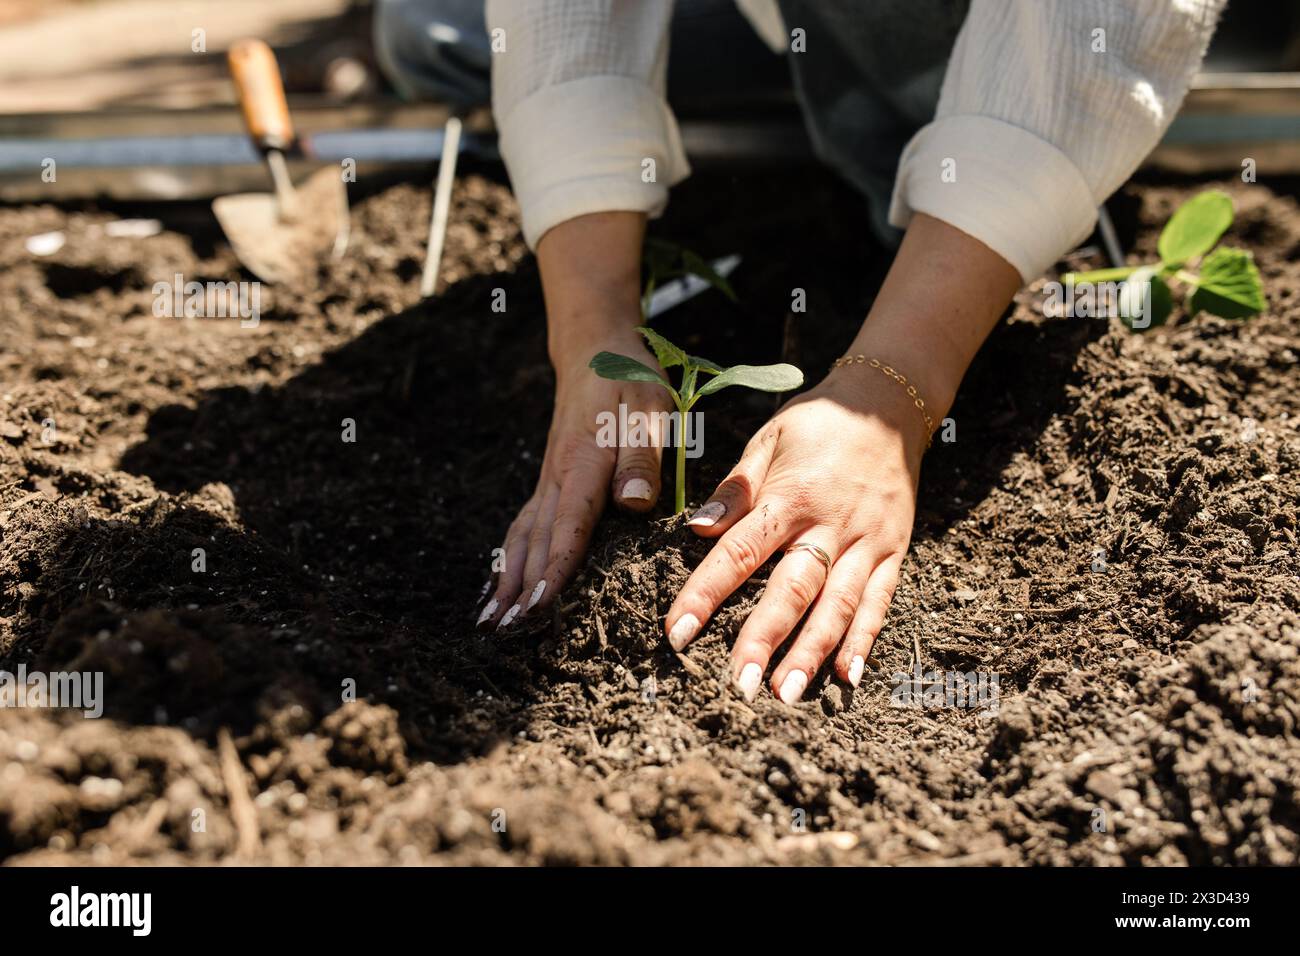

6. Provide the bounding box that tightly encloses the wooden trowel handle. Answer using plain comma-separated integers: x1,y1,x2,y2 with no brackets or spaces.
228,39,295,153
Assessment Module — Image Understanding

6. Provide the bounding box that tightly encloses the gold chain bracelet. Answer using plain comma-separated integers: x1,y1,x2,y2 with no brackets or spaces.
830,354,935,448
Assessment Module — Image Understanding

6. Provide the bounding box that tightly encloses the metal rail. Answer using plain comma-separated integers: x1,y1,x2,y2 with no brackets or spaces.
1,74,1298,202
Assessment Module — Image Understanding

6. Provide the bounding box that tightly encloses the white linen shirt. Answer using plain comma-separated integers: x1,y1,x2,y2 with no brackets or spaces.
487,0,1223,282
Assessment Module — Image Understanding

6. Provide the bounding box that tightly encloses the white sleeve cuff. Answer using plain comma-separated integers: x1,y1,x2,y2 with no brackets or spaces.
496,75,691,249
888,115,1098,283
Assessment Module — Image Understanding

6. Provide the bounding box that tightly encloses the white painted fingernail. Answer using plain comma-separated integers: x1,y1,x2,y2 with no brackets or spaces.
526,580,546,611
667,613,699,651
498,604,520,629
848,655,865,688
686,500,726,528
778,670,809,705
736,662,762,702
620,478,653,501
476,598,498,626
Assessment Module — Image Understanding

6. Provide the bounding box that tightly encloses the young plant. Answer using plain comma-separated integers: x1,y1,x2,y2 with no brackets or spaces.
641,238,737,320
1064,190,1266,330
590,327,802,514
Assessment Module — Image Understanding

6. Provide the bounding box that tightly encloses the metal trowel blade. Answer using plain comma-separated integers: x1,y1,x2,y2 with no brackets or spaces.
213,165,347,286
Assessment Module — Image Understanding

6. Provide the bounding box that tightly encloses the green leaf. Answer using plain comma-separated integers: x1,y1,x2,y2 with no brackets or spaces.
589,352,670,387
642,239,738,309
1187,247,1266,319
1157,190,1234,266
1117,266,1173,331
1061,266,1139,284
640,276,655,322
693,363,803,401
690,354,725,375
681,249,737,302
636,327,688,369
644,238,681,280
680,365,699,403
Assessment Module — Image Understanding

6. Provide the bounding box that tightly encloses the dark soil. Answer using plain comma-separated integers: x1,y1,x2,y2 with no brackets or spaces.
1,164,1297,865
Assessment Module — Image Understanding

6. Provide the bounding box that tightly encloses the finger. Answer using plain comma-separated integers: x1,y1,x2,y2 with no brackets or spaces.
772,541,875,697
611,437,662,513
523,458,609,616
837,552,905,685
664,499,793,652
729,535,837,704
684,424,778,537
501,483,560,627
478,495,541,629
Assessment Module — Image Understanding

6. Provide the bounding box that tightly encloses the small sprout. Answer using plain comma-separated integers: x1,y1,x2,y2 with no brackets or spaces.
1064,190,1265,330
641,238,737,320
590,327,802,514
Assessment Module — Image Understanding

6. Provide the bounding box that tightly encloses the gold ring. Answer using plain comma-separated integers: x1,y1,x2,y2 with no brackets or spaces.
785,541,832,572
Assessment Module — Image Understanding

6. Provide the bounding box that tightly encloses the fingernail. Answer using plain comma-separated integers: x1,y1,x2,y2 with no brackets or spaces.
667,613,699,651
736,662,762,702
526,580,546,611
848,655,865,688
778,670,809,705
498,604,520,629
620,478,653,501
476,597,498,626
686,500,726,528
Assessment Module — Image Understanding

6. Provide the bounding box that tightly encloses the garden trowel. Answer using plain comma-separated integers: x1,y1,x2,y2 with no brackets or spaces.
214,39,348,286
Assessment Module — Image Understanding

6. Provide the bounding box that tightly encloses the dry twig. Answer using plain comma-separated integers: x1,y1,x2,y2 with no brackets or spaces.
217,727,262,858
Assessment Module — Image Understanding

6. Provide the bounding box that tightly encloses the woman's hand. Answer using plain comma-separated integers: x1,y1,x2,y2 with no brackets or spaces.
664,212,1023,702
478,210,662,629
663,372,926,701
478,328,672,628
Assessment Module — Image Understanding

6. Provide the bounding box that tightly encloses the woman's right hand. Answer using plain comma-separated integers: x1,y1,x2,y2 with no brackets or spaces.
477,211,666,628
478,329,673,628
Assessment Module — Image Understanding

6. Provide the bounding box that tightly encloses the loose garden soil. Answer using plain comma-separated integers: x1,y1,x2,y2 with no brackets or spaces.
1,164,1297,865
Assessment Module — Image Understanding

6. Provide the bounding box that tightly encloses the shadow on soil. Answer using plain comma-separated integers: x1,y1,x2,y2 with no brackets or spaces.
14,168,1101,770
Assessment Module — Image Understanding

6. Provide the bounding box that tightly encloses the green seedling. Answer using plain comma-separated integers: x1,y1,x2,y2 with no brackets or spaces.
641,238,737,320
590,327,802,514
1063,190,1266,330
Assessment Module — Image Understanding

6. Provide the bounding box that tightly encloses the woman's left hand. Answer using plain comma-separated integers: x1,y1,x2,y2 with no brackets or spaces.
663,371,929,704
